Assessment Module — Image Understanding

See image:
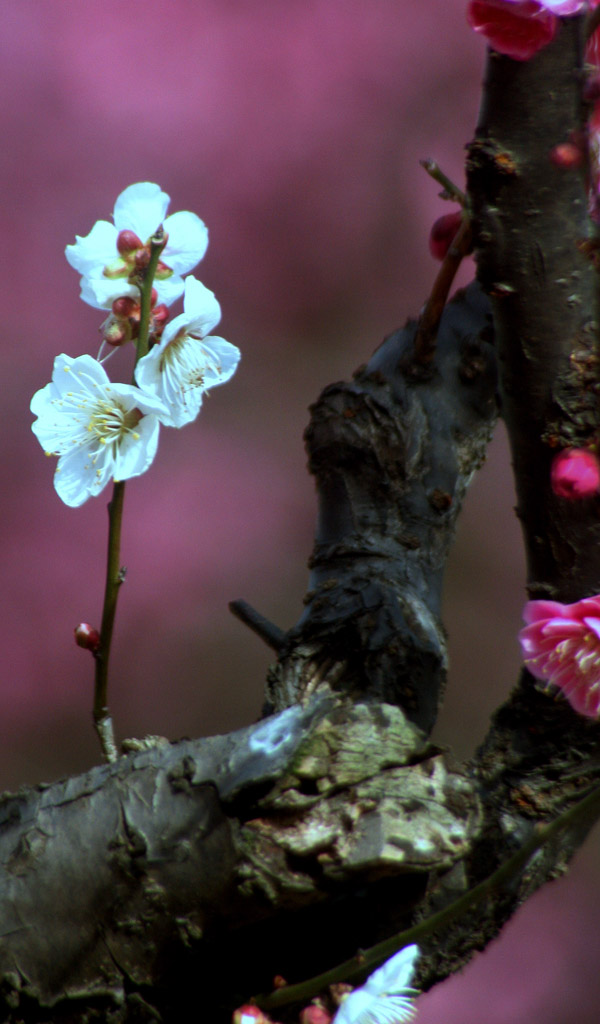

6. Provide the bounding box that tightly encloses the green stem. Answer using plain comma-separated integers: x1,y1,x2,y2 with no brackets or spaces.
257,783,600,1012
91,227,167,763
135,227,167,363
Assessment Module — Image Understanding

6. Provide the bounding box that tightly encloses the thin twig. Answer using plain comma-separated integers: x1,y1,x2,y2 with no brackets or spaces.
410,217,472,367
229,599,286,651
420,158,466,205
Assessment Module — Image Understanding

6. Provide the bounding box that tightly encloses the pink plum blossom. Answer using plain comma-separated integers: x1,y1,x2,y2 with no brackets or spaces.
519,596,600,718
550,449,600,499
467,0,586,62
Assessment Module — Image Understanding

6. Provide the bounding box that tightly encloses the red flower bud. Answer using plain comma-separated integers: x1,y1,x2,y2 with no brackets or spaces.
551,449,600,500
549,143,583,170
428,210,462,261
300,1006,333,1024
152,304,169,329
112,296,138,318
74,623,101,653
134,248,151,270
117,229,143,254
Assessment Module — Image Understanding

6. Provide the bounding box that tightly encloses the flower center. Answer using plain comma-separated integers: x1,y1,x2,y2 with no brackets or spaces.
159,332,221,396
88,400,142,446
573,632,600,677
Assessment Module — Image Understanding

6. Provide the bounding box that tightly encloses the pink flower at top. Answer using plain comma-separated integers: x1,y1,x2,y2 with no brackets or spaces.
551,449,600,499
467,0,586,62
519,596,600,718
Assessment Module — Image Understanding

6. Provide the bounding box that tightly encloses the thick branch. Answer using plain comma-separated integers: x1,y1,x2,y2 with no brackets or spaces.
265,282,498,733
467,16,600,600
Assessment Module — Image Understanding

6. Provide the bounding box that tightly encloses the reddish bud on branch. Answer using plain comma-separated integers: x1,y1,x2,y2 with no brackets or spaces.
74,623,101,653
428,210,463,260
116,229,143,254
549,142,584,169
551,449,600,499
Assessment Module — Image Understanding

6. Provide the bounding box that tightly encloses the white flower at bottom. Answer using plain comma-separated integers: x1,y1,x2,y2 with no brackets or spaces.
332,945,419,1024
31,354,167,507
135,275,240,428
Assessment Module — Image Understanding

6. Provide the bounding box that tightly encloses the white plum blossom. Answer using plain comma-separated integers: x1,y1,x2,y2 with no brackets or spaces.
135,275,240,428
332,945,419,1024
65,182,209,309
31,354,167,507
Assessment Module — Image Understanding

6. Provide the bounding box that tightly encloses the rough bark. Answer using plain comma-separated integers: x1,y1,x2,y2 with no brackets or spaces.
3,13,600,1024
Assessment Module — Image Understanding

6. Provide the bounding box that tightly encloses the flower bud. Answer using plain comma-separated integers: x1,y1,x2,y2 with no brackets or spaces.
112,296,138,318
151,304,169,330
549,142,583,170
74,623,101,652
117,229,143,254
231,1006,270,1024
300,1005,333,1024
102,316,132,347
428,210,462,260
134,248,151,271
551,448,600,499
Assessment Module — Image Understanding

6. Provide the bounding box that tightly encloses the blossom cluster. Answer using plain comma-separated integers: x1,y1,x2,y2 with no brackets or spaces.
31,183,240,506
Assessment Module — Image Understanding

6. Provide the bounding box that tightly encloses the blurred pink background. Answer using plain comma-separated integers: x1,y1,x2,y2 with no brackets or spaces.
2,1,598,1020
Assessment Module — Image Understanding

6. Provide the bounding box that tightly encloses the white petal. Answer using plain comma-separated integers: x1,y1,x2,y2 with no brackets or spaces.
200,336,241,386
55,444,112,507
65,221,117,274
80,275,138,310
332,947,419,1024
153,274,186,307
333,989,372,1024
364,946,419,996
163,211,209,274
113,414,161,481
108,382,168,419
182,276,222,334
113,182,170,239
59,353,111,390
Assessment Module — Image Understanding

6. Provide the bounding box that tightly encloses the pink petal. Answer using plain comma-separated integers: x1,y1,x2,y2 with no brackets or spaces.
467,0,557,61
583,617,600,641
522,599,567,624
